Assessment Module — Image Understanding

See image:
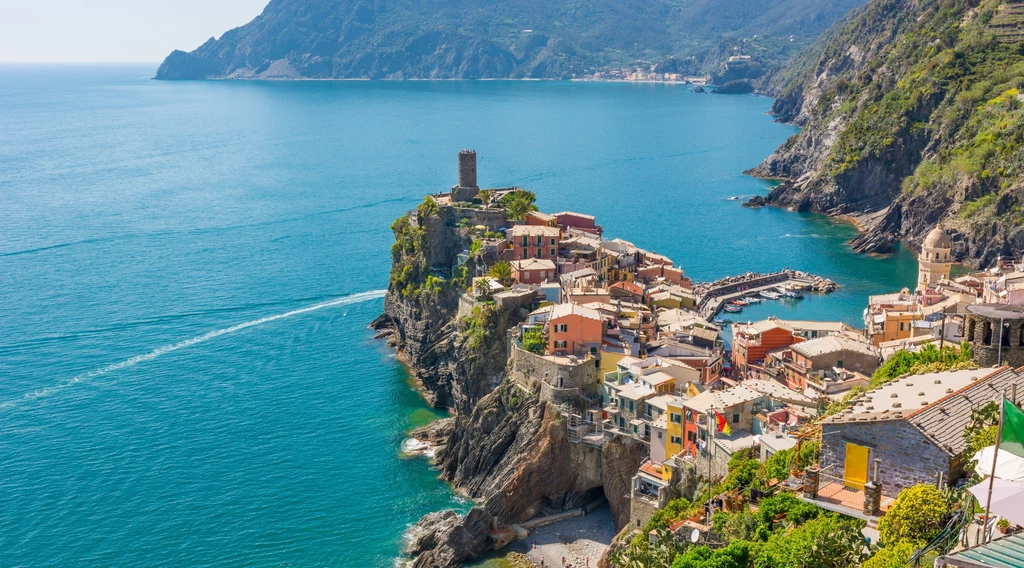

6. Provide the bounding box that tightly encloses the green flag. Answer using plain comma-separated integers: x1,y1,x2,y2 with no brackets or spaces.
1001,398,1024,459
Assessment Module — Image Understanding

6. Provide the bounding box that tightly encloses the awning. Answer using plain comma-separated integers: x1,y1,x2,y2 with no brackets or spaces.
974,446,1024,482
968,478,1024,527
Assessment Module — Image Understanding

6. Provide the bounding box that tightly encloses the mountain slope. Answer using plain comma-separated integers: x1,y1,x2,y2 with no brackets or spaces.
751,0,1024,266
156,0,867,80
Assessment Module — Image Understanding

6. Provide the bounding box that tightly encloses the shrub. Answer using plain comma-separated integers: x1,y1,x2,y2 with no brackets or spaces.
877,484,951,545
522,328,545,354
861,539,922,568
757,493,820,526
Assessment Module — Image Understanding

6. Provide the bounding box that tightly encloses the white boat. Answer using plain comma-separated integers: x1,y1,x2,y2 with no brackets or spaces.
743,296,761,304
760,291,781,300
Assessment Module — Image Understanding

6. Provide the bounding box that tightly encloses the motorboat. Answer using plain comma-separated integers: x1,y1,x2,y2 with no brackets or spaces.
731,299,749,306
743,297,761,304
724,305,743,313
760,291,781,300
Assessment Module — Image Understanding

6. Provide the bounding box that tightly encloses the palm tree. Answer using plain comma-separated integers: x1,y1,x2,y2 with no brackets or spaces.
488,261,514,287
477,189,491,207
501,189,538,220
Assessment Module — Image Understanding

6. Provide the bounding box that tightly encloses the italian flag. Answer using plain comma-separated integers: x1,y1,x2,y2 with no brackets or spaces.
715,410,731,436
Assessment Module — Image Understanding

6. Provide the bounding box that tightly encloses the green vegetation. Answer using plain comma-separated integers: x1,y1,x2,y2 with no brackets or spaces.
611,456,873,568
963,401,999,460
766,0,1024,259
390,215,428,298
158,0,866,80
877,485,951,545
522,328,545,354
870,343,975,387
499,190,538,221
460,305,498,350
488,261,514,287
861,539,922,568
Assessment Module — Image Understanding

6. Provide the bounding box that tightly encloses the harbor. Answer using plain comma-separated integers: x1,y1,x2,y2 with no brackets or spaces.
695,270,840,320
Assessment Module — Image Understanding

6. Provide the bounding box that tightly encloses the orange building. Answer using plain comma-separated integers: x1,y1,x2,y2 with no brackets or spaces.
510,258,556,284
548,303,605,357
731,320,801,378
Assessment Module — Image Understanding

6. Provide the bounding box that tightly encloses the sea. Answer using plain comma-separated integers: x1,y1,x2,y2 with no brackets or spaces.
0,64,918,566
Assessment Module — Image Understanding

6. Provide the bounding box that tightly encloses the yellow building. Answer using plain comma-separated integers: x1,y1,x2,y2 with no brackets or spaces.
917,225,953,291
661,398,686,483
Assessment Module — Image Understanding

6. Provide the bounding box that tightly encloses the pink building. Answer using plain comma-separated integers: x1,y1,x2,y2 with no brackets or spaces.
511,258,556,284
507,225,561,261
548,303,605,357
553,211,602,237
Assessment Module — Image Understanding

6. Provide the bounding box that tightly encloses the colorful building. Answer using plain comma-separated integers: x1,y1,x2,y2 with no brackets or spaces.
507,225,561,261
731,320,801,377
548,303,604,357
510,258,556,284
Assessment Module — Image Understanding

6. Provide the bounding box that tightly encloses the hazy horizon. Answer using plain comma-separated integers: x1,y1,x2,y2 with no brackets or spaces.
0,0,267,63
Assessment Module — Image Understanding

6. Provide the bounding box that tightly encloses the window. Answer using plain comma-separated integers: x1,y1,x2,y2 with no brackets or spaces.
685,409,693,423
670,436,682,445
732,413,739,424
670,413,681,423
551,248,556,257
554,340,567,349
687,431,697,443
657,431,663,439
590,346,598,355
836,360,843,368
555,324,567,333
628,400,635,412
550,238,556,246
536,236,543,246
522,236,528,246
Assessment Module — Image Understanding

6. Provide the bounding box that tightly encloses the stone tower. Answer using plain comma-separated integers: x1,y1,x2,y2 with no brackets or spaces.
452,149,480,202
917,224,952,291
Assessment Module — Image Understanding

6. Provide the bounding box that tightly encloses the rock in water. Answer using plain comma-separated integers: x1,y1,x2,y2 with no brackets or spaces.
406,508,492,567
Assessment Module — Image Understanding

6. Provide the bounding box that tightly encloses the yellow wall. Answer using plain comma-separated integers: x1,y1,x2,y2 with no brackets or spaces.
599,350,627,377
665,400,684,463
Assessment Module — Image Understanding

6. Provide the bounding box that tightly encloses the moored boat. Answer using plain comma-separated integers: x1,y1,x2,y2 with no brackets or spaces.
724,305,743,313
743,296,761,304
760,290,781,300
731,299,749,306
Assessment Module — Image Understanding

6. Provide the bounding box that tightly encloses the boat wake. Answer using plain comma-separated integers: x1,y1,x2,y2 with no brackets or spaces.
1,289,387,409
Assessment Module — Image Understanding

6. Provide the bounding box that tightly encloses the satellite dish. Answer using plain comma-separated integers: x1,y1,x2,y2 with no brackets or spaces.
690,528,700,543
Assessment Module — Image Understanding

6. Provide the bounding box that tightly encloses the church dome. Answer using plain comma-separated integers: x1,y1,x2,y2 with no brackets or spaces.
923,225,951,249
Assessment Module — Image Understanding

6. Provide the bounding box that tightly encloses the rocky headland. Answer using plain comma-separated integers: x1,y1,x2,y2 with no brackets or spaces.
747,0,1024,267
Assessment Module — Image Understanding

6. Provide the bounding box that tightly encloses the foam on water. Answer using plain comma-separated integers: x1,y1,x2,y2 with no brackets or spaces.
1,290,386,409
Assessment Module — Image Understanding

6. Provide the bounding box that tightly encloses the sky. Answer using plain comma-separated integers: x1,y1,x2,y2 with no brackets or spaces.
0,0,269,62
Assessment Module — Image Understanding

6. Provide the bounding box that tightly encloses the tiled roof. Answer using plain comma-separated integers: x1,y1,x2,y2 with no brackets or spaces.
507,225,560,237
790,335,877,358
823,368,1024,458
735,319,794,336
550,303,603,322
743,379,814,405
511,258,556,271
908,367,1020,456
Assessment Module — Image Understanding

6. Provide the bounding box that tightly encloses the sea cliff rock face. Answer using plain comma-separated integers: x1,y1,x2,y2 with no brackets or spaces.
374,207,515,414
407,382,647,566
750,0,1024,266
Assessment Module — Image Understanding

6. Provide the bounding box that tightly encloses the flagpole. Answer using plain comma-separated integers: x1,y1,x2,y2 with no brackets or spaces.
982,395,1006,545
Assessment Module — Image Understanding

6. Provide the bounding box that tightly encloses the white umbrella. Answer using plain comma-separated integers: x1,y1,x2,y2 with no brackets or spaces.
968,478,1024,527
973,445,1024,481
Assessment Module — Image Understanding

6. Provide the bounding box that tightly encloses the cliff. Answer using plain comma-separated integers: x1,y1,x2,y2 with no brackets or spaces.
155,0,866,81
373,202,516,413
749,0,1024,267
407,381,646,566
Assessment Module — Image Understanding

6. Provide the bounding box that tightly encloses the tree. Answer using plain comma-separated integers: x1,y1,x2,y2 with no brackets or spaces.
522,328,545,354
755,515,869,568
477,189,491,207
877,484,951,545
501,189,538,220
762,449,794,482
722,458,761,491
861,539,922,568
488,261,514,286
963,401,999,462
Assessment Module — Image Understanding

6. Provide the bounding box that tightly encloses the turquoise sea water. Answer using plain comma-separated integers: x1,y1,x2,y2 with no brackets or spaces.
1,64,916,566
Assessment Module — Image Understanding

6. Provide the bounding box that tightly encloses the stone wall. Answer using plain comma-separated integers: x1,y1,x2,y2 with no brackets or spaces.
965,312,1024,367
509,342,600,395
629,493,659,531
438,205,512,233
821,420,952,494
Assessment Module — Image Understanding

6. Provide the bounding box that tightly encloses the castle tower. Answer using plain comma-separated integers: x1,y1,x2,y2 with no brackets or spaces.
917,224,952,291
452,149,480,202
